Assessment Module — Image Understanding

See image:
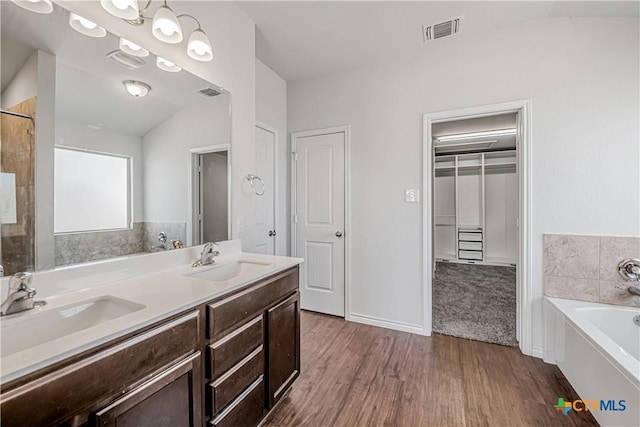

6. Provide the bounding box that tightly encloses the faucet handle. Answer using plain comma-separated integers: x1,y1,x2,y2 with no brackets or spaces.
8,272,33,292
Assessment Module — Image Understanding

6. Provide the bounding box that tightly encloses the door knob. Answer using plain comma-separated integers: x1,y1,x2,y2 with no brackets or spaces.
268,230,277,237
335,231,343,237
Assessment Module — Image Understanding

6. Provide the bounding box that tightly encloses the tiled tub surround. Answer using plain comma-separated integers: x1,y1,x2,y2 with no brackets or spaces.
0,98,36,275
543,234,640,307
54,222,186,266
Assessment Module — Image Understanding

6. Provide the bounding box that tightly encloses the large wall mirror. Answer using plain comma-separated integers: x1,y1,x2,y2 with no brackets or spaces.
0,1,231,275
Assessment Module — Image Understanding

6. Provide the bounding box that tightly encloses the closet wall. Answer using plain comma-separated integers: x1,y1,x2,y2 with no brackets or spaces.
435,150,517,266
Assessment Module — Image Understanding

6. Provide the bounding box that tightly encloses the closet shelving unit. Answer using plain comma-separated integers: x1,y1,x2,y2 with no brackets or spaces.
434,150,517,266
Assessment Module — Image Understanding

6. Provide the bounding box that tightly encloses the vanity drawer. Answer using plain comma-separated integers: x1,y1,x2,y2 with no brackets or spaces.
207,268,298,340
458,232,482,242
208,346,264,416
208,315,263,380
459,250,483,260
458,241,482,251
210,377,265,427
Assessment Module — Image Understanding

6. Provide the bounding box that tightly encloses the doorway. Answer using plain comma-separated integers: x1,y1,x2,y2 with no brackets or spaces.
254,123,277,255
291,126,349,317
423,100,532,355
189,145,230,246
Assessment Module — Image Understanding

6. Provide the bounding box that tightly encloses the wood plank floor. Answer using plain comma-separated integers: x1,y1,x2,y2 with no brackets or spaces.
264,311,598,427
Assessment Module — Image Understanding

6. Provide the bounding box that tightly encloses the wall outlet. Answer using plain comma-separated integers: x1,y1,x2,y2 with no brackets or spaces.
405,189,420,203
237,216,245,233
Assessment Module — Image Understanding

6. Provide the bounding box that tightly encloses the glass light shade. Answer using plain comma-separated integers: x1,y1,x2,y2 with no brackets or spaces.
156,57,181,73
152,5,183,44
100,0,139,20
187,29,213,62
69,13,107,38
119,38,149,57
10,0,53,14
123,80,151,98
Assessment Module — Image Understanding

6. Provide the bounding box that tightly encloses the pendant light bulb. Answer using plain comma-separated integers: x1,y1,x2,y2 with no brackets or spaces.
156,56,182,73
69,12,107,38
187,29,213,62
152,5,183,44
119,38,149,57
100,0,139,20
10,0,53,14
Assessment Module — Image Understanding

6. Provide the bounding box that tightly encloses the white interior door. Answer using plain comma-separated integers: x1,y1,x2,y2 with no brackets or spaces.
293,129,345,317
255,125,276,254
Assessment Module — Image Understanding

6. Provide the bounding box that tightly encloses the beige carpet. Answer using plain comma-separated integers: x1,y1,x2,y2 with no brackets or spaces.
432,262,518,346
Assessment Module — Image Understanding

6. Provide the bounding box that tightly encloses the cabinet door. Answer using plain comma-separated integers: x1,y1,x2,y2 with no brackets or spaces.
267,292,300,408
94,352,202,427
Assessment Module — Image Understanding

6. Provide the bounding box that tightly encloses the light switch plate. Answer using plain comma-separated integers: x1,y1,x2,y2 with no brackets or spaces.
405,189,420,203
237,216,245,233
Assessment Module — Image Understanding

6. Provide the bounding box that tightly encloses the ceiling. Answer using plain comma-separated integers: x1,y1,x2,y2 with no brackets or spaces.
1,1,220,136
238,1,640,82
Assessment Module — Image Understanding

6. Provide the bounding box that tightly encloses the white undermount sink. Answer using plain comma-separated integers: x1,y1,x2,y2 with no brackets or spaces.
186,260,271,282
0,296,146,357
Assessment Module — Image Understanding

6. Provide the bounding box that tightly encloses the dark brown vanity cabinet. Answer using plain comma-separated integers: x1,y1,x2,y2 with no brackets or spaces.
0,311,202,427
0,266,300,427
205,267,300,426
267,292,300,408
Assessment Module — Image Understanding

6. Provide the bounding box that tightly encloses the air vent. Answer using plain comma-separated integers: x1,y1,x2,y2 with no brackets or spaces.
423,17,462,43
106,50,146,70
196,87,222,97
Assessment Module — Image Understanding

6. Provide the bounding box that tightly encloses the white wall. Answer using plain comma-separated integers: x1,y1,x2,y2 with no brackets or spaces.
143,96,230,226
2,50,57,270
255,59,288,255
59,1,257,251
288,17,640,351
55,119,144,222
1,51,38,109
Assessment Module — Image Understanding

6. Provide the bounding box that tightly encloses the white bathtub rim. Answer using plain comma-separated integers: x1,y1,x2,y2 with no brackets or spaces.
546,297,640,389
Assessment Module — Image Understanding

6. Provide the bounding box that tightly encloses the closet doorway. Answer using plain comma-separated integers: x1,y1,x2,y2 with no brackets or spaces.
423,101,532,355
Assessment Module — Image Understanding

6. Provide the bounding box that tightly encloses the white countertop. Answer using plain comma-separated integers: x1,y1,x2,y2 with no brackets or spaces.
0,240,302,385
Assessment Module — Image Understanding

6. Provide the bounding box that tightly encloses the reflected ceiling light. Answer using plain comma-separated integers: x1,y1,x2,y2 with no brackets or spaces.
436,128,517,142
100,0,139,20
187,28,213,62
69,13,107,38
119,38,149,57
123,80,151,98
152,5,182,43
156,56,181,73
10,0,53,14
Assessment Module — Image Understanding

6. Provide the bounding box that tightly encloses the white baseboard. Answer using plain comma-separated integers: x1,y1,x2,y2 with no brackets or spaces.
348,313,424,335
531,345,545,359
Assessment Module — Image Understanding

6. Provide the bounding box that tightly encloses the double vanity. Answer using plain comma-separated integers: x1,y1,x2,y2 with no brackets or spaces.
0,240,303,426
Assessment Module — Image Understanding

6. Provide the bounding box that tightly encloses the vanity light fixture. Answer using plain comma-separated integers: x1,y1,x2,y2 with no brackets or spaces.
156,56,181,73
123,80,151,98
100,0,139,20
101,0,214,62
69,12,107,38
152,4,182,43
187,27,213,62
10,0,53,14
436,128,517,142
119,38,149,57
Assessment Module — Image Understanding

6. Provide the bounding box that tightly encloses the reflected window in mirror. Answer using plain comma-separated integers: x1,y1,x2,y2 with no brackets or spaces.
54,147,131,234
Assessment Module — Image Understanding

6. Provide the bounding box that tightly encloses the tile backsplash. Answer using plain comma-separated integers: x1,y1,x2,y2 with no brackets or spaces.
543,234,640,307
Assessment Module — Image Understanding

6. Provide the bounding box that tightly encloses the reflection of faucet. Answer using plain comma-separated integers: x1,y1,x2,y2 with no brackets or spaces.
0,272,46,316
192,242,220,268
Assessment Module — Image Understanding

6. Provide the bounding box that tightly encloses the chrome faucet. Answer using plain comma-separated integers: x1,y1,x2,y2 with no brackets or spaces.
0,272,45,316
192,242,220,268
618,259,640,297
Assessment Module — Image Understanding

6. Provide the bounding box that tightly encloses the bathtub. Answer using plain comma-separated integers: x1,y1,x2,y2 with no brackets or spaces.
545,298,640,427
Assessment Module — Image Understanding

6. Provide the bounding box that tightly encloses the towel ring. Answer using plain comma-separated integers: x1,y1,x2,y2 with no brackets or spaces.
246,174,265,196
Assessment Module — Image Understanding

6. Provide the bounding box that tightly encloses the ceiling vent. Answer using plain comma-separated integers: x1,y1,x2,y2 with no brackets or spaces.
196,87,222,97
423,17,462,43
106,50,146,70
